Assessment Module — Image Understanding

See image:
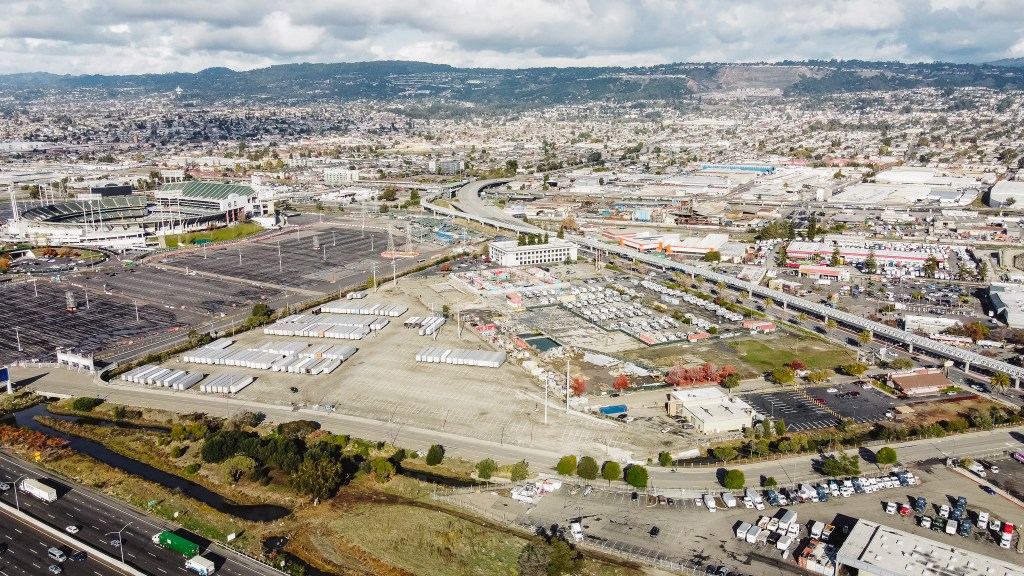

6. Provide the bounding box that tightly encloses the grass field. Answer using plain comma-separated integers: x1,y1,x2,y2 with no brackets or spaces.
726,336,857,373
164,221,263,248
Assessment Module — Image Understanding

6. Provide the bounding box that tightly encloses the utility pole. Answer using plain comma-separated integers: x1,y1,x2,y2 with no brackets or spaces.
84,288,89,310
134,300,140,322
15,327,22,352
278,241,283,274
565,356,570,413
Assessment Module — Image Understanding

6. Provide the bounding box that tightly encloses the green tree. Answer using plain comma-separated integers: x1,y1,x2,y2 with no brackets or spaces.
510,460,530,483
291,458,345,500
857,330,873,346
875,447,898,466
476,458,498,480
556,455,578,476
839,363,868,377
715,446,739,462
576,456,599,481
806,216,819,241
71,397,104,412
601,461,621,485
721,373,741,389
370,457,396,483
722,469,745,490
806,370,832,385
703,250,721,262
625,465,648,488
825,318,837,331
659,452,673,467
829,246,841,267
991,372,1012,394
770,366,796,385
222,455,257,482
774,419,787,436
863,249,878,273
888,358,914,371
426,444,445,466
763,476,778,489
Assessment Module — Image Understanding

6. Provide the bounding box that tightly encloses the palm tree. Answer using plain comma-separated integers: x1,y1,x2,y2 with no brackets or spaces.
825,318,837,331
762,297,773,310
796,313,808,322
991,372,1011,395
857,330,873,346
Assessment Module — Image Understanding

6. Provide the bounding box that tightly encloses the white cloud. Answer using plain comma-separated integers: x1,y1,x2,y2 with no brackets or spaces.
0,0,1021,74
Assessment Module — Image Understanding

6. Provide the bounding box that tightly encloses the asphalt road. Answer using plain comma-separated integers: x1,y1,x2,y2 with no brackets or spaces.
0,504,129,576
0,453,280,576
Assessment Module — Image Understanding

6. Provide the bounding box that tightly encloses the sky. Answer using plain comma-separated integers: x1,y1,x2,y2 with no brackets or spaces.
1,0,1022,75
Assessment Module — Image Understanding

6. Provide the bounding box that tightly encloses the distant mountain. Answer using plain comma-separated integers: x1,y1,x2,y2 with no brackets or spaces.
988,57,1024,68
0,60,1021,109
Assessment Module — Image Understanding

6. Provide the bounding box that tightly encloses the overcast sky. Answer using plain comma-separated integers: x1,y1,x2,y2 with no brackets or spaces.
1,0,1022,75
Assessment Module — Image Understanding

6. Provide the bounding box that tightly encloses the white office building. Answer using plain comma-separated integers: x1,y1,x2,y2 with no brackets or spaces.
488,238,578,267
322,168,361,185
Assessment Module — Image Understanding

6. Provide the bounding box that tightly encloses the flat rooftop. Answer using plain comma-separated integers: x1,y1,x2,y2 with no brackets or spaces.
836,519,1022,576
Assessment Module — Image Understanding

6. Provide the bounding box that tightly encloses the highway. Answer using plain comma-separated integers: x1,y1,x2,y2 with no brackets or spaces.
0,453,282,576
0,503,131,576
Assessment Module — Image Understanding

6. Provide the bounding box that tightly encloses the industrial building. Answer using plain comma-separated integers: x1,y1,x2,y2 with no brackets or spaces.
989,283,1024,328
786,240,948,266
488,238,578,267
322,167,361,185
835,519,1021,576
903,315,960,336
665,387,754,434
989,180,1024,208
602,229,729,255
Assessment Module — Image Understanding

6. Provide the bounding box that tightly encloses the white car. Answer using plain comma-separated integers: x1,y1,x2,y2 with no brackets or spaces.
826,388,839,393
939,505,950,519
885,502,897,515
65,525,79,534
990,519,1002,531
743,497,755,509
0,482,9,491
990,465,1000,474
920,517,932,529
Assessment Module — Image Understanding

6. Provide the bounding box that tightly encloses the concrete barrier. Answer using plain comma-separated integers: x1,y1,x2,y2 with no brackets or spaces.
0,500,146,576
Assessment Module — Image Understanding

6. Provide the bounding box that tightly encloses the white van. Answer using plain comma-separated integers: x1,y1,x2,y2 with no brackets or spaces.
48,548,67,562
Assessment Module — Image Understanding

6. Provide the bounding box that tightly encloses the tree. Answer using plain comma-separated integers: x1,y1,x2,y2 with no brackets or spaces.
476,458,498,480
556,227,565,239
570,377,586,397
703,250,721,262
625,465,648,488
763,476,778,489
715,446,739,462
770,367,796,385
721,373,741,389
829,246,841,267
426,444,445,466
556,455,578,476
762,297,773,310
659,451,673,467
774,419,787,436
888,358,914,371
825,318,837,331
370,457,396,483
806,216,819,241
613,375,630,390
509,460,530,483
992,372,1012,394
577,456,599,480
857,330,873,346
875,447,898,466
787,360,807,371
923,255,940,277
722,469,745,490
839,363,868,377
806,370,832,385
222,455,257,482
864,249,878,273
518,234,526,246
601,461,621,485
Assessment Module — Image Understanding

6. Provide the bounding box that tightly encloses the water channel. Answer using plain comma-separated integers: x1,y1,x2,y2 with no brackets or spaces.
5,403,291,521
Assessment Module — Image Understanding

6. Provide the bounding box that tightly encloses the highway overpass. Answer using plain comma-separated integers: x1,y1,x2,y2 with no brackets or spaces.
572,236,1024,385
422,179,544,234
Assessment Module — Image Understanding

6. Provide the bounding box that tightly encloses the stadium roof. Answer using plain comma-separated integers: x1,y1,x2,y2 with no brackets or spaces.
22,195,147,223
158,181,256,200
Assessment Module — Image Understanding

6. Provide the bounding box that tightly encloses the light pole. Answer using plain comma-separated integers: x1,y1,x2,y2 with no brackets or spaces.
15,327,22,352
106,522,131,566
8,475,25,510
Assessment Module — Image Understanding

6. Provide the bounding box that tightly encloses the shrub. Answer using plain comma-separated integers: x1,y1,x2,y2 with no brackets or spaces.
875,447,898,465
426,444,445,466
476,458,498,480
169,445,183,458
185,463,201,475
763,476,778,489
370,457,396,483
723,469,745,489
658,452,673,467
70,397,104,412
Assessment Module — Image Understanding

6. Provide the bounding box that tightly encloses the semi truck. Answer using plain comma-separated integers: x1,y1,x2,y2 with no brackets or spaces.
20,478,57,503
185,556,216,575
152,532,200,557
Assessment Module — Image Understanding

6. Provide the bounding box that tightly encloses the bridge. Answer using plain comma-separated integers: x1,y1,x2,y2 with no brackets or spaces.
421,178,543,233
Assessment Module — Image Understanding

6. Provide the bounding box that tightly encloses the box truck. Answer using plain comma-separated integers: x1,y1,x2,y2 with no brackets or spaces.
152,532,201,557
185,556,216,575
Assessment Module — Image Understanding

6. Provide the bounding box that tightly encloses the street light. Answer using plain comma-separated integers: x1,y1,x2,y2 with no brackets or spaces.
6,475,25,510
105,522,132,566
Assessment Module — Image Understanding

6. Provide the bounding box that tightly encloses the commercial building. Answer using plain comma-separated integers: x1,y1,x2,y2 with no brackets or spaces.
786,240,948,267
989,283,1024,328
665,387,754,434
602,229,729,255
903,315,960,336
989,180,1024,208
797,265,851,282
835,518,1021,576
488,238,578,267
889,368,950,397
322,168,361,185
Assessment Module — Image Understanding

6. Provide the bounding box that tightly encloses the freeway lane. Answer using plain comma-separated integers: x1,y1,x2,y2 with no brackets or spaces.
0,454,281,576
0,505,128,576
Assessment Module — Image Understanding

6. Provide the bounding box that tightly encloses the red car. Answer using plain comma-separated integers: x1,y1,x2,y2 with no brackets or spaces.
814,398,826,404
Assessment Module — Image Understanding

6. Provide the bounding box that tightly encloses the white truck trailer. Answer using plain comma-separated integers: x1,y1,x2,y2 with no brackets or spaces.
185,556,216,575
20,478,57,503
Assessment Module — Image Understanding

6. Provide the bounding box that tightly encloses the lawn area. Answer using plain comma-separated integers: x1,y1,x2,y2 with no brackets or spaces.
164,222,263,248
726,335,857,373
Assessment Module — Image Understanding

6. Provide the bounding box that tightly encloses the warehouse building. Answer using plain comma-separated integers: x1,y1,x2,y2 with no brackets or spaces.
488,238,578,267
989,283,1024,328
989,180,1024,208
665,387,754,434
836,518,1021,576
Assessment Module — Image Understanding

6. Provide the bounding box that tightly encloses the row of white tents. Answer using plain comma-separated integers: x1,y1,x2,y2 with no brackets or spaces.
263,313,387,339
119,365,205,390
415,347,506,368
199,374,254,394
320,302,408,317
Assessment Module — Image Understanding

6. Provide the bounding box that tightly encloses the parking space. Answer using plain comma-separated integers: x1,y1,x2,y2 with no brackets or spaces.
741,390,837,432
0,279,185,364
743,380,905,431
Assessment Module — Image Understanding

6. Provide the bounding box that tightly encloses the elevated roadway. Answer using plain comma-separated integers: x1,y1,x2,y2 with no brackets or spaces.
422,179,543,234
571,235,1024,385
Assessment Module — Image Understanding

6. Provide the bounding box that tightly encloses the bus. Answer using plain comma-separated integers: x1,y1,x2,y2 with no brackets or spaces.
1013,451,1024,465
